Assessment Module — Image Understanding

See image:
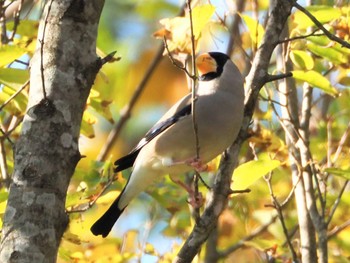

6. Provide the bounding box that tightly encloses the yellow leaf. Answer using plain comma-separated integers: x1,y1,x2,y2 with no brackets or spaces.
293,6,342,30
0,46,27,67
232,160,281,190
122,230,139,253
144,243,157,255
324,168,350,180
292,70,339,96
192,4,215,38
240,14,265,47
0,68,29,89
290,50,314,70
153,4,215,54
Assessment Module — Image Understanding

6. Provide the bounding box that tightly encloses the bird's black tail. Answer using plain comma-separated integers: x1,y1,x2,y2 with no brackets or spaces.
90,195,126,237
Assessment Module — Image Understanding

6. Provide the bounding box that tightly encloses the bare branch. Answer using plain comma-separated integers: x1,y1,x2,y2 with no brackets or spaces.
326,180,349,226
328,219,350,239
264,173,299,262
0,80,30,113
291,0,350,49
278,29,324,44
39,0,54,99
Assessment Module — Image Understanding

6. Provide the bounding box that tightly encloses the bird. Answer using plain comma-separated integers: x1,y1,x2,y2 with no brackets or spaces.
90,52,245,237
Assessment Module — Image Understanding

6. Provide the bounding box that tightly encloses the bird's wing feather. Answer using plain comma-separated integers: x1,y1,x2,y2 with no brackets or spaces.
114,95,192,172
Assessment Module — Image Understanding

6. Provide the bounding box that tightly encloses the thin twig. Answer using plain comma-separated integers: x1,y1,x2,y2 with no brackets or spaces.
264,173,299,262
186,0,200,160
326,180,349,226
278,30,324,44
266,72,293,82
327,219,350,239
291,0,350,49
39,0,54,99
8,0,23,41
331,121,350,165
0,79,30,112
67,169,115,213
163,37,193,78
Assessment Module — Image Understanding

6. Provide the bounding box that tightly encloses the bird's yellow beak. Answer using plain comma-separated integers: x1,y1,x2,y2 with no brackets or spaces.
196,53,217,76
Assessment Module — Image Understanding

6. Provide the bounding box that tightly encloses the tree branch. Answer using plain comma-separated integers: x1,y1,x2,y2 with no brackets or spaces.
290,0,350,49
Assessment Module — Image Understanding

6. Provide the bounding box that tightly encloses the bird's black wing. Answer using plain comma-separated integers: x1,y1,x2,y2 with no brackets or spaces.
114,103,192,172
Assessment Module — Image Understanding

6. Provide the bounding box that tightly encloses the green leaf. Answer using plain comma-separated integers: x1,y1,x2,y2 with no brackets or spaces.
6,20,39,38
241,14,265,47
80,112,96,138
0,86,28,114
192,4,215,39
290,50,314,70
232,160,281,190
324,168,350,180
292,70,338,96
307,42,348,65
308,35,350,55
0,68,29,89
89,97,114,123
0,46,26,67
293,6,342,29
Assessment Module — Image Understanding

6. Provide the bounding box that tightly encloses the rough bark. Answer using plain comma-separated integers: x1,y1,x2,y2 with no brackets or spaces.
0,1,104,262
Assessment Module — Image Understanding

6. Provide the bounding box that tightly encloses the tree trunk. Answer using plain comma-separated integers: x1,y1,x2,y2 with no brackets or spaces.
0,1,104,262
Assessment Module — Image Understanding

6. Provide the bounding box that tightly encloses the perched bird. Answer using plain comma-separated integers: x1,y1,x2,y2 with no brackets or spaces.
91,52,244,237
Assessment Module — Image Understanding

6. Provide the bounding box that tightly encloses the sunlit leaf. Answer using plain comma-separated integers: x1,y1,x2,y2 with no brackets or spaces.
293,6,342,29
81,111,96,138
0,68,29,89
307,42,348,65
0,191,9,203
123,230,139,253
6,20,39,38
0,86,28,114
0,46,27,67
290,50,314,70
144,243,157,255
65,191,89,208
240,14,265,47
192,4,215,38
89,97,114,123
324,168,350,180
292,70,338,96
232,160,281,190
153,4,215,53
308,35,350,55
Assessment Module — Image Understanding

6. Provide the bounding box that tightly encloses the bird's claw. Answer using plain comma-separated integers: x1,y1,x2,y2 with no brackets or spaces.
185,158,208,172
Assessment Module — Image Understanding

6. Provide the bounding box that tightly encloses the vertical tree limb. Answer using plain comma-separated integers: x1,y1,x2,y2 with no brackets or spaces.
0,1,105,262
276,24,317,262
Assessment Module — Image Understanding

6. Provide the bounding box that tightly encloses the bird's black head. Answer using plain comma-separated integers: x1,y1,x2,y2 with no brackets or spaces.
196,52,230,81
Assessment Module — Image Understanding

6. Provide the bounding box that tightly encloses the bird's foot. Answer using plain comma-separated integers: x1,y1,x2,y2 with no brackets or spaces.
185,158,208,172
170,176,204,209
